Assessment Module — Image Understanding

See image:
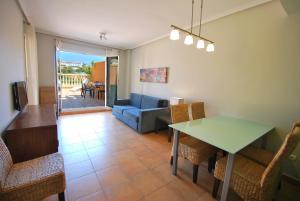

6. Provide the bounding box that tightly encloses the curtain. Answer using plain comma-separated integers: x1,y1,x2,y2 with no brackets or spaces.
24,24,39,105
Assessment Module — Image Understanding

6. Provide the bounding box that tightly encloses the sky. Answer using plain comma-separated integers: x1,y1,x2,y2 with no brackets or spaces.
59,51,106,64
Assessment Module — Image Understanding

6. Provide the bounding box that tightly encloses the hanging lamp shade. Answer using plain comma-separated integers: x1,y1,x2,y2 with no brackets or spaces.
206,43,215,52
184,35,193,45
170,29,180,40
196,39,205,49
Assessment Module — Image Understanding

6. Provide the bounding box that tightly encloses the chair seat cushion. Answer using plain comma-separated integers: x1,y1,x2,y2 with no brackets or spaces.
239,145,274,166
3,153,65,193
214,155,265,201
113,105,136,114
123,108,140,123
178,136,216,165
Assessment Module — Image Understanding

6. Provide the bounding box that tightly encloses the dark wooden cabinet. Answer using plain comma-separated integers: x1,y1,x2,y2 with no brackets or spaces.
5,104,58,163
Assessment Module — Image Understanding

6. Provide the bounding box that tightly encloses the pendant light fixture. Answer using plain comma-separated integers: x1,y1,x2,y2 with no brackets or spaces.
196,0,205,49
169,0,215,52
184,0,195,45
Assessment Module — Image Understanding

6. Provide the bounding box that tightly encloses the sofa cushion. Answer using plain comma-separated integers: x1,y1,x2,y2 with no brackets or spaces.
113,105,136,114
123,108,140,123
130,93,142,108
141,95,161,109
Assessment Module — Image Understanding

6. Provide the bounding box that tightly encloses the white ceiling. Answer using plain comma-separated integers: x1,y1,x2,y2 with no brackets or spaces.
20,0,271,50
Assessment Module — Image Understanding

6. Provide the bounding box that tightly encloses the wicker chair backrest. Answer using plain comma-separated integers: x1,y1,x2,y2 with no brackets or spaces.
191,102,205,120
0,138,13,192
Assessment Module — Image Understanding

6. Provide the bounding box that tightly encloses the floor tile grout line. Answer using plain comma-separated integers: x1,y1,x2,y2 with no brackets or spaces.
65,159,96,182
58,113,202,199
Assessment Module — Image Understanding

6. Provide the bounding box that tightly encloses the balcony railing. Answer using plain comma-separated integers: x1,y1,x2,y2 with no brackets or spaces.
59,73,87,87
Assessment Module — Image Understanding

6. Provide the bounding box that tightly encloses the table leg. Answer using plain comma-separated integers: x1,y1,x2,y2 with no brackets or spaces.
172,129,179,175
220,153,235,201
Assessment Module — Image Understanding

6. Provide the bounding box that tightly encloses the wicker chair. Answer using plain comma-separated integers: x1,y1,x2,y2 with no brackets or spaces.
238,145,274,166
191,101,218,171
170,103,217,183
0,138,66,201
212,123,300,201
239,120,300,167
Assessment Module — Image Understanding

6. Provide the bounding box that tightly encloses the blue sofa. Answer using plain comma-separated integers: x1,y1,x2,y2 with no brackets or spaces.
112,93,169,133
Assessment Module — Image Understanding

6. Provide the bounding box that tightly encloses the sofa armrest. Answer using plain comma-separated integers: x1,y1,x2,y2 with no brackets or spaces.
138,108,170,133
114,99,130,106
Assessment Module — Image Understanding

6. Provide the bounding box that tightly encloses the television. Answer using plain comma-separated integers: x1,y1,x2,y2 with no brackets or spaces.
12,81,28,111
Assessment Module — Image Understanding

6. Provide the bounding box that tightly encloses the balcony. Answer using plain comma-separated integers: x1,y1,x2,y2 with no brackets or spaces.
59,73,85,87
59,73,105,109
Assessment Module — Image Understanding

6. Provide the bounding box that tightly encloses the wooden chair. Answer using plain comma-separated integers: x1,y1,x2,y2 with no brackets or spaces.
212,123,300,201
0,138,66,201
170,104,217,183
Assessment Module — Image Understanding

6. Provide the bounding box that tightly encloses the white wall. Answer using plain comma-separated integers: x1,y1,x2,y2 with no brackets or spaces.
36,33,130,98
117,50,131,98
130,0,300,178
36,33,56,86
0,0,26,133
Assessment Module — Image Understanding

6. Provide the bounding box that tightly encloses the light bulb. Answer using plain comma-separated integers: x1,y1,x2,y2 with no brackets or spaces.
196,39,205,49
170,29,179,40
184,35,193,45
206,43,215,52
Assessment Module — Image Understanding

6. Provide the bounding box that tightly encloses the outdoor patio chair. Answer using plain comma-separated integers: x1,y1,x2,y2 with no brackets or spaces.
81,83,95,98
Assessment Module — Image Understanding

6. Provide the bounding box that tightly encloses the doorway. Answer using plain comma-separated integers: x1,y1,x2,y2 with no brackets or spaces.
56,50,107,112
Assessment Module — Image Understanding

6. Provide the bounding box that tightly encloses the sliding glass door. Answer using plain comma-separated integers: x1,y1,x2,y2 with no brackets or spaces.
106,56,119,107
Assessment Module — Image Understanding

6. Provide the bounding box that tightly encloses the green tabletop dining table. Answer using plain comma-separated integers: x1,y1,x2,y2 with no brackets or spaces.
169,116,273,201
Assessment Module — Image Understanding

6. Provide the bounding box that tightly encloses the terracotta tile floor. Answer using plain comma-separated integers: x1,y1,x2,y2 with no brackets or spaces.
42,112,245,201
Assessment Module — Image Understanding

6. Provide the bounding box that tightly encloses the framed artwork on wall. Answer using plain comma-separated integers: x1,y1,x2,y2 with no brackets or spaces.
140,67,168,83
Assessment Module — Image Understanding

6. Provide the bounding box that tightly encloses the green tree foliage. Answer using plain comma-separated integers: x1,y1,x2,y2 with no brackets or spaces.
60,62,92,75
82,65,92,75
61,66,74,74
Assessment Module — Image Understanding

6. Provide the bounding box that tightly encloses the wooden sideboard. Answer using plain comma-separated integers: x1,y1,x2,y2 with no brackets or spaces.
5,104,58,163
